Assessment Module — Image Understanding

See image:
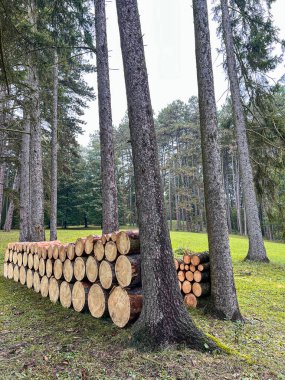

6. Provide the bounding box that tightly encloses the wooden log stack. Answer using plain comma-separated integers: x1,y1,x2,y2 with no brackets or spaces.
3,233,211,328
175,251,210,308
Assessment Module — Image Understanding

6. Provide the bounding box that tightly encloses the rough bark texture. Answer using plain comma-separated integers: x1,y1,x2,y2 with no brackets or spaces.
19,112,31,241
220,0,268,262
3,172,20,231
115,0,215,350
95,0,119,234
0,162,5,228
193,0,242,321
50,48,58,241
28,0,45,242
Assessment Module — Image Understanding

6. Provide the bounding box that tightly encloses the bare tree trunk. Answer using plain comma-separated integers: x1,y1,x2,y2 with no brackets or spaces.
220,0,268,262
115,0,215,350
193,0,242,321
28,1,45,242
19,113,31,241
95,0,119,234
50,48,58,241
3,172,19,231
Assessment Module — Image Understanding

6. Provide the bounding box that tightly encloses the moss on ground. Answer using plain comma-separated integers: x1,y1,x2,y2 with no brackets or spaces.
0,229,284,379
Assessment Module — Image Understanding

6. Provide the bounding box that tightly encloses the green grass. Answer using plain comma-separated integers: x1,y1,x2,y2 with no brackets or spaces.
0,229,285,379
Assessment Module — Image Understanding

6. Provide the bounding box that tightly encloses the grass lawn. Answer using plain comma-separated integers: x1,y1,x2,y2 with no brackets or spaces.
0,229,284,379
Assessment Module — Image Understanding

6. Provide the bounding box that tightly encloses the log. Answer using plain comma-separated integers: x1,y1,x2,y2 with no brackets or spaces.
48,242,61,260
86,256,98,283
8,263,14,279
13,251,18,265
184,265,189,271
182,280,191,294
74,257,87,281
184,293,197,308
13,265,19,282
41,246,48,260
4,248,9,263
60,281,73,308
39,258,46,277
115,254,141,288
190,264,196,273
46,259,54,278
108,286,142,328
174,258,182,271
183,253,191,265
85,235,100,255
67,243,75,260
94,240,105,261
63,259,75,283
59,244,68,262
75,238,86,257
28,253,34,269
185,271,194,282
33,271,41,293
88,284,108,318
116,231,140,255
9,249,13,262
19,266,27,285
177,270,185,282
178,281,182,291
99,260,116,290
54,259,64,280
26,269,34,289
22,252,28,267
40,276,49,298
33,254,40,271
72,281,90,312
17,253,23,267
49,277,61,303
105,241,118,262
193,270,210,283
191,251,209,266
197,262,211,272
111,231,119,242
179,263,185,271
192,282,211,297
52,245,59,260
3,263,8,278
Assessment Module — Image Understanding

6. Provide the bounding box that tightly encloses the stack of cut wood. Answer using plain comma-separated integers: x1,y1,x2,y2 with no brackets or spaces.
3,231,142,328
174,251,210,308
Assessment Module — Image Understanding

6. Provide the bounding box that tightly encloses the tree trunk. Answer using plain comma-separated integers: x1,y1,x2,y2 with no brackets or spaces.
0,162,5,228
50,48,58,241
220,0,268,262
3,171,20,231
28,1,45,242
95,0,119,234
193,0,242,321
116,0,215,350
19,112,31,242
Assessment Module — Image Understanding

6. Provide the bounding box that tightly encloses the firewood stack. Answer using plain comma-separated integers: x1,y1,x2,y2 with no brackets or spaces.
3,231,142,328
174,251,211,308
3,232,211,328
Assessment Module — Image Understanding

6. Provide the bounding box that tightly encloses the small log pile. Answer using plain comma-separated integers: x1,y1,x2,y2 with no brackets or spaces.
3,231,142,328
3,232,211,328
175,251,210,308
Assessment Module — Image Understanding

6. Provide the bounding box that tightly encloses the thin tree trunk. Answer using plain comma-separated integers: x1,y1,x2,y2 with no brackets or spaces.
28,1,45,242
169,170,172,230
3,172,19,231
50,48,58,241
95,0,119,234
193,0,242,321
0,162,5,228
19,112,31,241
115,0,215,350
220,0,268,262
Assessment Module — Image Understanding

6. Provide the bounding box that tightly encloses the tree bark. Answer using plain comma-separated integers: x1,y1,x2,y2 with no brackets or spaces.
3,171,20,231
19,110,31,241
193,0,242,321
220,0,268,262
0,162,5,228
50,48,58,241
95,0,119,234
116,0,215,350
28,0,45,242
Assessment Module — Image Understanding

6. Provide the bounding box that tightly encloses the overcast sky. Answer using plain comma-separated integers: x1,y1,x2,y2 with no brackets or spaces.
78,0,285,146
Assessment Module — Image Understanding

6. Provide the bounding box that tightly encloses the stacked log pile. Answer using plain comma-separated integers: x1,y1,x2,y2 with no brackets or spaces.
175,251,210,308
3,231,143,328
3,232,211,328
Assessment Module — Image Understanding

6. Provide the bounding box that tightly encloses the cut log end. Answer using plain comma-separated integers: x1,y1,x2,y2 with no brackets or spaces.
184,293,197,308
94,240,105,261
49,277,60,303
86,256,98,283
74,257,86,281
116,231,140,255
99,260,115,290
88,284,108,318
72,281,90,312
115,254,141,288
60,281,73,308
105,241,118,262
40,276,49,298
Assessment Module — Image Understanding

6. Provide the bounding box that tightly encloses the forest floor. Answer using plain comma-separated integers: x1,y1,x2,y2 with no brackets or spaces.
0,228,284,380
